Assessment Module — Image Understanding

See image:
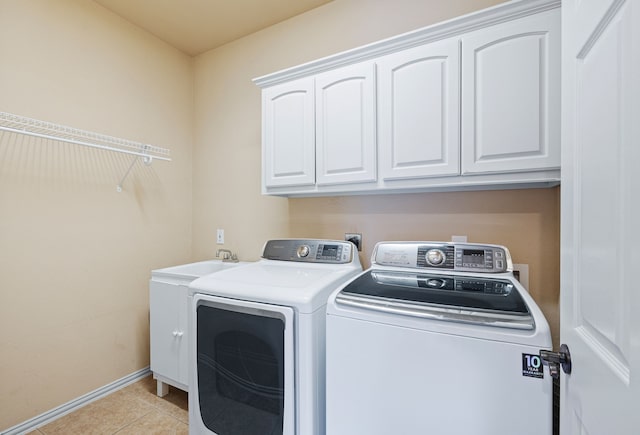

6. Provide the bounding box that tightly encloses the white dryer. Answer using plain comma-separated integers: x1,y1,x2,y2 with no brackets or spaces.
188,239,361,435
326,241,553,435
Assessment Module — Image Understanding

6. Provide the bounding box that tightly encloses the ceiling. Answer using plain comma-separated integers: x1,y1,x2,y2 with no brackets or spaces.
93,0,333,56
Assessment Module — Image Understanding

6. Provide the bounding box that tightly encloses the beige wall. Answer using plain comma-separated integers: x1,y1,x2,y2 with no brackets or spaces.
0,0,193,430
193,0,559,342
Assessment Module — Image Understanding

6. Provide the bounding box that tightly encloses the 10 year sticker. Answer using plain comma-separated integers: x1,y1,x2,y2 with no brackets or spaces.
522,353,544,378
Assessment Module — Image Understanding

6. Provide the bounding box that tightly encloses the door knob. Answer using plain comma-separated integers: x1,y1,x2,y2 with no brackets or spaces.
540,343,572,379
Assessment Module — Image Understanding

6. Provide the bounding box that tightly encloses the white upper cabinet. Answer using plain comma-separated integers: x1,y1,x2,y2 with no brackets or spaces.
461,9,560,174
263,77,315,188
254,0,561,196
315,62,377,185
378,38,460,180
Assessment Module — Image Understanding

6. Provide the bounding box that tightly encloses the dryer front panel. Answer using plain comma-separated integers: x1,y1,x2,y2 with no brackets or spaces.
191,294,295,435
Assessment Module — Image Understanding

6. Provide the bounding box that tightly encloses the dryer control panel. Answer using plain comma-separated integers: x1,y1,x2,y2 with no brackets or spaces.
262,239,355,264
372,242,512,273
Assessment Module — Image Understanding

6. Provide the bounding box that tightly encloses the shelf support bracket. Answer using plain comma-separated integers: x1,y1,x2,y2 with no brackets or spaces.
116,153,153,193
117,156,139,193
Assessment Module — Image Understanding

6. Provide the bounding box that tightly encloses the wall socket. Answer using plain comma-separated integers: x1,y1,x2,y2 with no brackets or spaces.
345,233,362,251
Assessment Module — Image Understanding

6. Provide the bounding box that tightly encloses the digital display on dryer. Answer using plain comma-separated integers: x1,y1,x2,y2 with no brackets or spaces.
322,245,338,257
462,249,485,264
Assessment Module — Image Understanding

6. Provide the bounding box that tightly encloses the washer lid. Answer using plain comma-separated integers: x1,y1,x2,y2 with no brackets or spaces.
335,270,534,329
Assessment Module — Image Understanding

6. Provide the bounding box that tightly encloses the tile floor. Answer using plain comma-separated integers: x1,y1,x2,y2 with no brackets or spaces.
26,375,188,435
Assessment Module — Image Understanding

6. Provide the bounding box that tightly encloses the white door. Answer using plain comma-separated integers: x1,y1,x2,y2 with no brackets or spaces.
461,8,560,174
263,77,315,188
377,37,460,180
315,62,376,185
560,1,640,434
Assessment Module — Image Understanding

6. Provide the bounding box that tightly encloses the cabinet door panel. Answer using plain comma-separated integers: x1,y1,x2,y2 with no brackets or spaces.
379,38,460,180
263,78,315,187
150,282,181,381
462,9,560,174
316,63,376,185
176,284,189,385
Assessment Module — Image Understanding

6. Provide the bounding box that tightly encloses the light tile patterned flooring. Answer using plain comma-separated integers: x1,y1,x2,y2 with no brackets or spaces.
26,375,188,435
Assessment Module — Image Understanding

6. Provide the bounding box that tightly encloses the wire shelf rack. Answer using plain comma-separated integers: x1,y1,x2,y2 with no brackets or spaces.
0,111,171,161
0,111,171,192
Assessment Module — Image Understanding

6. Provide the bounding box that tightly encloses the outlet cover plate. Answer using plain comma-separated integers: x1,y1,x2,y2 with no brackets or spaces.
345,233,362,251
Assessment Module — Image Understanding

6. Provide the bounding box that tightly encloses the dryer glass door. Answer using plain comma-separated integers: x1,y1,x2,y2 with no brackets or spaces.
194,295,294,435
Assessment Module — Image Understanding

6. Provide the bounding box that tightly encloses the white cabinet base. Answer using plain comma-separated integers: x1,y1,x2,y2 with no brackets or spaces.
265,170,559,197
157,379,168,397
153,373,187,397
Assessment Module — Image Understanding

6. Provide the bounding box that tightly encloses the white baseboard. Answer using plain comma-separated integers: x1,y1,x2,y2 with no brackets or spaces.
1,367,151,435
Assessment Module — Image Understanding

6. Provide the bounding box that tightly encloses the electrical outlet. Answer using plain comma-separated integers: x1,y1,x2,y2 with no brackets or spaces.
216,229,224,244
345,233,362,251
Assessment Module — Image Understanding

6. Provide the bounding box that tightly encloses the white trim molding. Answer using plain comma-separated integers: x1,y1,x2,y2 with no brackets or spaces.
1,367,151,435
253,0,561,87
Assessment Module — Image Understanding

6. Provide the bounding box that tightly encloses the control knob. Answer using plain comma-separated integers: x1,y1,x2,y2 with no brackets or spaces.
425,249,446,266
426,278,446,288
297,245,310,258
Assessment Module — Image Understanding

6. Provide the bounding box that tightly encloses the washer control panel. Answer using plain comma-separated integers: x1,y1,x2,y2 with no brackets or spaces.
373,242,511,273
263,239,354,264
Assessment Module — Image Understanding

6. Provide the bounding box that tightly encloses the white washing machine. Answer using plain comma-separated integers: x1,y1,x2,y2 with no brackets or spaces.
326,241,553,435
188,239,361,435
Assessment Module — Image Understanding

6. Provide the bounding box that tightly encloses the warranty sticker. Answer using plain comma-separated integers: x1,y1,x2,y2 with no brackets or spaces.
522,353,544,378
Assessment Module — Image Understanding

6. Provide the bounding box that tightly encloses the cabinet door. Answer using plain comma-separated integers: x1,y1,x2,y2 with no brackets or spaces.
263,77,315,188
378,38,460,180
176,285,189,385
461,8,560,174
315,62,376,185
150,282,186,383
